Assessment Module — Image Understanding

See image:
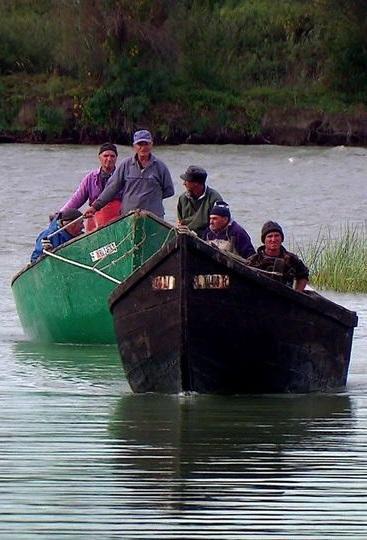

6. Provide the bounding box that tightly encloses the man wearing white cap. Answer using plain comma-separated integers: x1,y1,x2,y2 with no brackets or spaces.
84,129,174,219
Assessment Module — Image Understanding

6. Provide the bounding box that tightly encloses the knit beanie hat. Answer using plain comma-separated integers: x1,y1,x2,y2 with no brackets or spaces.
99,142,118,155
261,221,284,243
210,201,231,220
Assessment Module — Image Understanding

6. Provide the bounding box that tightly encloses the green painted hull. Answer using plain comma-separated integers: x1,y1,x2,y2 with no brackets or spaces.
12,213,174,344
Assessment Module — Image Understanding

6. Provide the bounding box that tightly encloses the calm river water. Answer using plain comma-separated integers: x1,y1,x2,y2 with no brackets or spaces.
1,143,366,538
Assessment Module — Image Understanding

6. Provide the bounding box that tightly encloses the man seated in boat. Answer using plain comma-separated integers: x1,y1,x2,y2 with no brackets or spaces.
203,202,255,259
31,209,84,263
177,165,223,238
245,221,309,292
84,130,174,221
59,143,121,233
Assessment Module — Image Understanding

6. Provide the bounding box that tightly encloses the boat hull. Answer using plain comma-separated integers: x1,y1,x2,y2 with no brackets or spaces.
12,213,174,344
109,234,358,394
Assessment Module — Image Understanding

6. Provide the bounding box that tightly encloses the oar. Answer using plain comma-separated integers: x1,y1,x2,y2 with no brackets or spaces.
47,215,84,239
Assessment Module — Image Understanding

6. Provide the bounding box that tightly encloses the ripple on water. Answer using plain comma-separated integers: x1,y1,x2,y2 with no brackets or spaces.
1,144,367,538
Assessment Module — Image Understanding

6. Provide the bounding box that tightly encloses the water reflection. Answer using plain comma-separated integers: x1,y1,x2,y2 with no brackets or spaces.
11,340,125,390
109,393,353,514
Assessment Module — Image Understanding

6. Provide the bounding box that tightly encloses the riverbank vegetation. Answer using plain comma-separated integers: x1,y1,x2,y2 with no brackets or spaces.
298,223,367,293
1,0,367,143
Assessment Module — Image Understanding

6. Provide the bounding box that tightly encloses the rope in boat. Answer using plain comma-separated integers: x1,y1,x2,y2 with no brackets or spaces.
91,227,136,269
43,250,122,284
97,220,177,272
47,215,84,239
121,226,178,272
42,219,178,284
96,219,143,270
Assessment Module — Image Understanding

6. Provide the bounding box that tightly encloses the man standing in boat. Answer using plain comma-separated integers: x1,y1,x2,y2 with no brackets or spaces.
60,143,121,232
177,165,223,237
203,202,255,259
245,221,309,292
31,209,84,263
84,130,174,220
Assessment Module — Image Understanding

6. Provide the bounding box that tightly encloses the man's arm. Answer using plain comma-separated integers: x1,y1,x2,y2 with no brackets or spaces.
60,172,91,212
160,164,175,199
177,196,183,222
84,163,125,217
294,277,308,292
93,162,126,211
234,226,256,259
290,253,309,292
30,220,58,262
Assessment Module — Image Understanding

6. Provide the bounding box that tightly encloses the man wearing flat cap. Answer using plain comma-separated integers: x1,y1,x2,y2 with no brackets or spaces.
245,221,309,292
203,202,255,259
84,129,174,220
177,165,223,237
31,209,84,263
60,142,120,232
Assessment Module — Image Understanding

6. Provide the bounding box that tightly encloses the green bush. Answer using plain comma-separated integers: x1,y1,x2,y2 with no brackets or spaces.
0,4,56,74
35,104,67,138
1,0,367,137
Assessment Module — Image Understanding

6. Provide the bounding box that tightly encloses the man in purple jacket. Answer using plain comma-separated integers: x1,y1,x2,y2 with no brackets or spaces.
203,202,255,259
60,143,121,232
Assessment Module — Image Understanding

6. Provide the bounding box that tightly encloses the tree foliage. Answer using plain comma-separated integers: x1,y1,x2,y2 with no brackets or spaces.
0,0,366,137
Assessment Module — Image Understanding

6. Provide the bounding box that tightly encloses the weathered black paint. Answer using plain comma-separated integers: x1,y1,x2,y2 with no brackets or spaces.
109,233,358,394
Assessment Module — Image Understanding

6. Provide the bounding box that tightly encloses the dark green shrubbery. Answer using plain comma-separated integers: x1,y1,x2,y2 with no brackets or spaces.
35,104,67,139
0,0,366,137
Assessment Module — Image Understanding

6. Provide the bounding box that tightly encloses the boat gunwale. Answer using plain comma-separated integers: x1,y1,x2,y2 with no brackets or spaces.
109,232,358,329
11,211,173,286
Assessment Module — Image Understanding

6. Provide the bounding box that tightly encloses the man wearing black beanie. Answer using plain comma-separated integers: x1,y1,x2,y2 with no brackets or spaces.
60,142,120,232
245,221,309,292
203,202,255,259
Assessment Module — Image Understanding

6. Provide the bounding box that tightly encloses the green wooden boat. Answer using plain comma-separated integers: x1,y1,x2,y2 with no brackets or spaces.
11,212,175,344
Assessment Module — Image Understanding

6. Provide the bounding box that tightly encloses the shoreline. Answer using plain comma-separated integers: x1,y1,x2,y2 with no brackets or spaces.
0,109,367,147
2,102,367,147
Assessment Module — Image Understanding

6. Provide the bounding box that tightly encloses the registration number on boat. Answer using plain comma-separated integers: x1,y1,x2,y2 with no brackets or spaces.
193,274,230,289
152,275,176,290
90,242,118,262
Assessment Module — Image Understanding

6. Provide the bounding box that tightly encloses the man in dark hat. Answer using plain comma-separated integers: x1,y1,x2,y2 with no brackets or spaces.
60,142,120,232
245,221,309,292
203,202,255,259
177,165,223,237
31,209,84,263
84,129,174,220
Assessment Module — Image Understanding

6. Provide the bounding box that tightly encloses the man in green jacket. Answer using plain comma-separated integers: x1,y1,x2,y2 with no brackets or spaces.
177,165,223,238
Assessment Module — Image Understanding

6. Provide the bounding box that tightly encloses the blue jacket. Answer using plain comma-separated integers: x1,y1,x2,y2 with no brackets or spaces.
31,218,74,263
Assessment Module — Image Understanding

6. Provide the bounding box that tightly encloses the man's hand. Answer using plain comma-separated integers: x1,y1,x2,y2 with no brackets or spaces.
176,224,197,236
176,224,190,234
84,206,97,218
41,238,53,251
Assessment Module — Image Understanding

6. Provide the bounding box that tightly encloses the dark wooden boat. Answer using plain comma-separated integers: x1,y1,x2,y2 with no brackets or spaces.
109,232,358,394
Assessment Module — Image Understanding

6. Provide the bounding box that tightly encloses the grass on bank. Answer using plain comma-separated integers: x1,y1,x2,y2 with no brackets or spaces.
296,223,367,293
